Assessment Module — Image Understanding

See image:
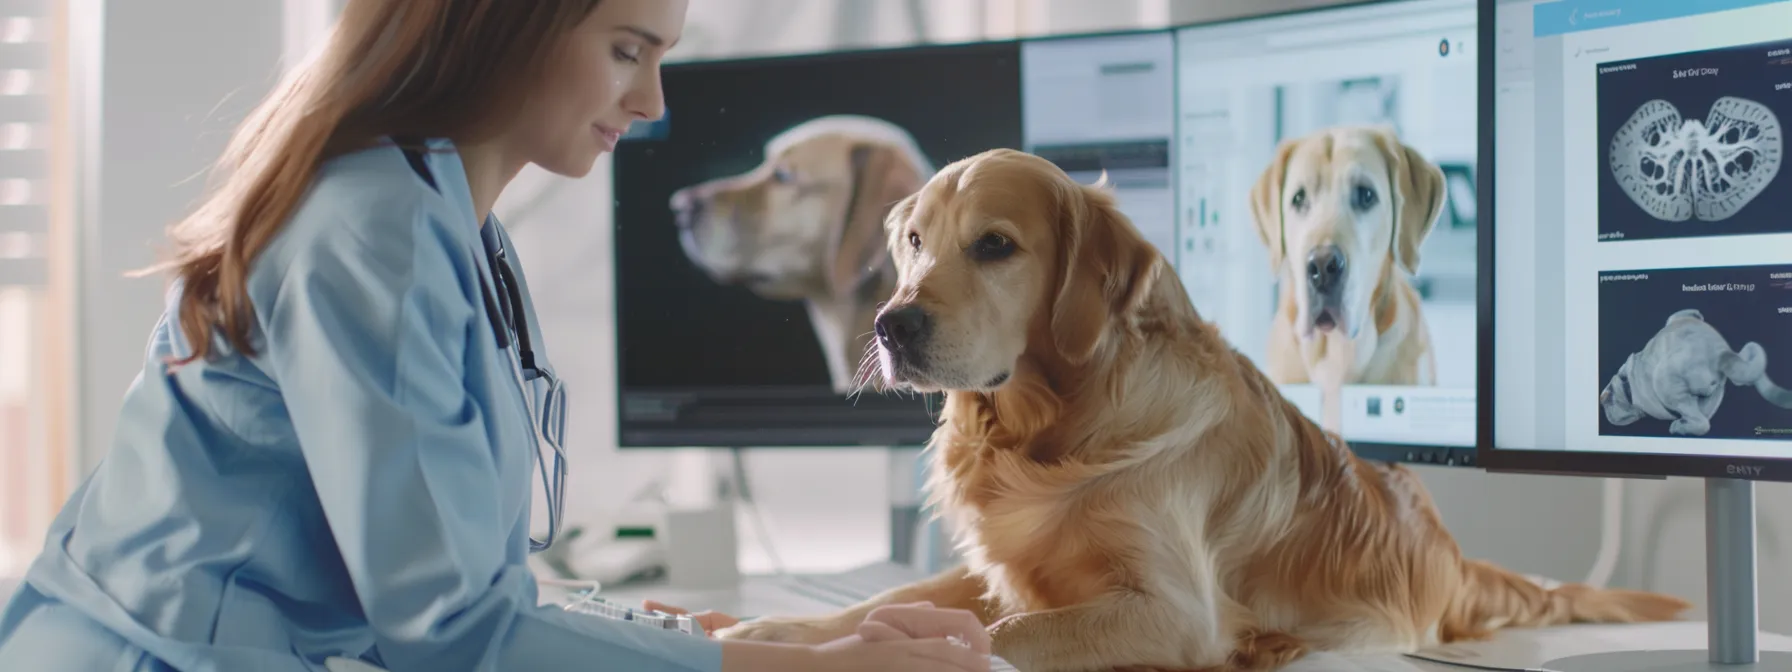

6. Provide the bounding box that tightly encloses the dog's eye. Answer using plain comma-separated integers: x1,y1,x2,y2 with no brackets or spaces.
772,167,795,184
1352,185,1378,211
1290,188,1307,212
970,233,1016,262
908,231,921,250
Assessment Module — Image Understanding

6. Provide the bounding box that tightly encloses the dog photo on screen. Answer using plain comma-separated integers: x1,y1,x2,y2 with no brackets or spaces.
1238,73,1477,434
611,44,1024,400
667,115,933,395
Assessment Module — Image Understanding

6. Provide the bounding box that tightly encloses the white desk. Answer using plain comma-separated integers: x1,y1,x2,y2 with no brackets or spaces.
587,564,1792,672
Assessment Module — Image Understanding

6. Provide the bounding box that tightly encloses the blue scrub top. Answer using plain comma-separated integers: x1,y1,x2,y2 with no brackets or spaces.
0,139,724,671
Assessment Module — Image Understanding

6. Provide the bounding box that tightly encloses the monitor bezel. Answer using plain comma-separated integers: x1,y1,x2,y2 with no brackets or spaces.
1472,0,1792,483
608,0,1482,464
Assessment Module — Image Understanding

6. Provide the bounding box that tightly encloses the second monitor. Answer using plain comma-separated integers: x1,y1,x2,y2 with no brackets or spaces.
1174,0,1480,464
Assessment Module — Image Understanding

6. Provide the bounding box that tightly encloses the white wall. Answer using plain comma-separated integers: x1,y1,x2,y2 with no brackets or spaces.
76,0,286,477
67,0,1792,632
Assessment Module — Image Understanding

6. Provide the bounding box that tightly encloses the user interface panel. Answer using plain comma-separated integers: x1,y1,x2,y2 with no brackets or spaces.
1176,0,1479,452
1492,0,1792,459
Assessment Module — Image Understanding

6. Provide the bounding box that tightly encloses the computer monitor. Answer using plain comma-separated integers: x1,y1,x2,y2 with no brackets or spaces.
610,41,1016,448
1173,0,1481,465
1481,0,1792,668
611,31,1180,449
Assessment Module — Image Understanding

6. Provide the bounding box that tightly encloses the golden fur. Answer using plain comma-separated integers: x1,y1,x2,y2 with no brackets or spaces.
668,115,933,393
1252,126,1442,432
713,148,1690,670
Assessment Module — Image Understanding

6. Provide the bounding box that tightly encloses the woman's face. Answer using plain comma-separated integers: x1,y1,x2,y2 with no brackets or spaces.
517,0,687,178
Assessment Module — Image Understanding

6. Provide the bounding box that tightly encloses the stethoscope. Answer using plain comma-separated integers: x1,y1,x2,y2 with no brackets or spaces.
398,139,568,553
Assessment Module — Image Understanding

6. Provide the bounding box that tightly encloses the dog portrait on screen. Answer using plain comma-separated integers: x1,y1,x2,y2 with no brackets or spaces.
668,115,935,394
1249,124,1446,433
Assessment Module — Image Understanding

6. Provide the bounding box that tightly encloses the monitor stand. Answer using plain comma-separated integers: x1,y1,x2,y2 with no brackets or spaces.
887,445,942,569
1547,477,1792,671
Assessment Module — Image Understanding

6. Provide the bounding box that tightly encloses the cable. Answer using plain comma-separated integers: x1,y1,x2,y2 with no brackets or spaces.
729,447,789,577
1583,477,1625,588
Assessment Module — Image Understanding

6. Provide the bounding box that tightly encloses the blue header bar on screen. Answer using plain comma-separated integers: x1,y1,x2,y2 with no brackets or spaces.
1533,0,1788,36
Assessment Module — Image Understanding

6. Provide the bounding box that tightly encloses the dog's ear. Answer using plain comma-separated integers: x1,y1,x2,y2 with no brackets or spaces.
882,191,920,247
1050,179,1161,364
1372,131,1446,275
828,143,923,299
1249,138,1301,271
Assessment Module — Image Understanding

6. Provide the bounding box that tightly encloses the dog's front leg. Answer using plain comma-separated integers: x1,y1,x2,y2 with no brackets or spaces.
714,564,1001,644
1668,404,1713,436
988,589,1259,672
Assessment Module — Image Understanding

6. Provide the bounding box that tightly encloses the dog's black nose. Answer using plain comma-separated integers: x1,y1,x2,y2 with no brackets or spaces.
1306,245,1346,295
875,305,931,351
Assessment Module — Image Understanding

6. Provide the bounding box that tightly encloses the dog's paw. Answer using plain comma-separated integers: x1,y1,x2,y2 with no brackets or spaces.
1227,630,1307,670
712,616,853,645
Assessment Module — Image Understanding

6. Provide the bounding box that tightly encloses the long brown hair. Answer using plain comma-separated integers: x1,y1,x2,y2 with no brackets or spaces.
143,0,602,365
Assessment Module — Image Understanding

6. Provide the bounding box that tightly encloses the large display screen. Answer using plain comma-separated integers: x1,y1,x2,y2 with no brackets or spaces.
1490,0,1792,460
1175,0,1479,458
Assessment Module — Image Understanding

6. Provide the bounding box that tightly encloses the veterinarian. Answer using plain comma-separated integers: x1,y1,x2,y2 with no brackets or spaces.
0,1,989,670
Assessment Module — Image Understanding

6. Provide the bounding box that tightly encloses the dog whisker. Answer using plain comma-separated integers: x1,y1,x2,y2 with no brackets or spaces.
847,335,887,405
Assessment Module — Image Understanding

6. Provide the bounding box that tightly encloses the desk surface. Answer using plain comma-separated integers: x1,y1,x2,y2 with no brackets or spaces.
18,568,1785,672
587,564,1792,672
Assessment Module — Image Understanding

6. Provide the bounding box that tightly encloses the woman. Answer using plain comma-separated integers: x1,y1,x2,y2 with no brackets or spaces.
0,1,990,670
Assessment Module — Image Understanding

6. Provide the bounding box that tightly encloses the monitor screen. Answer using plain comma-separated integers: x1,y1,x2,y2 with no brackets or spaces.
610,33,1179,448
611,41,1023,447
1174,0,1480,463
1489,0,1792,465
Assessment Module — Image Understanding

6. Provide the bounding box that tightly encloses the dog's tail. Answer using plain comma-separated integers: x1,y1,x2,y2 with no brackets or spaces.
1724,343,1792,408
1440,559,1690,641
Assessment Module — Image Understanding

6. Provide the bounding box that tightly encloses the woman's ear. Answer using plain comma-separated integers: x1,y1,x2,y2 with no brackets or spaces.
1049,181,1160,364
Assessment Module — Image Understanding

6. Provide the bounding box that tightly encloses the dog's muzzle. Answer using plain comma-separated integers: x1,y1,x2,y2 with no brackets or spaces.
1306,244,1347,334
875,304,932,371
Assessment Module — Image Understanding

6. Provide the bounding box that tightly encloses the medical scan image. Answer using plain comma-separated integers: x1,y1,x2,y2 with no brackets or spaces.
1596,37,1790,242
1597,265,1792,441
1609,96,1780,223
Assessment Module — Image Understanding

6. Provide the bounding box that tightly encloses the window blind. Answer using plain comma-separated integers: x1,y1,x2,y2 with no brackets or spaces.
0,0,48,287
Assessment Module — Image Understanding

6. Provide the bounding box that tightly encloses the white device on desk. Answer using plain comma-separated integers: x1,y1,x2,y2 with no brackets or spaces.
562,587,707,637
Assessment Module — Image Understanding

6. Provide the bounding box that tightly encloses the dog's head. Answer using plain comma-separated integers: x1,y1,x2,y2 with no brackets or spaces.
870,149,1163,394
1599,355,1645,426
668,115,931,301
1250,125,1445,341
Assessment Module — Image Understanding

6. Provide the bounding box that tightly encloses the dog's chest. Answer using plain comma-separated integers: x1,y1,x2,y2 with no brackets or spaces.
953,485,1149,613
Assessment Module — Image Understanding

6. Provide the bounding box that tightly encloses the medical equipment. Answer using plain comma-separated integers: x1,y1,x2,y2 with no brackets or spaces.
561,588,706,637
399,139,569,553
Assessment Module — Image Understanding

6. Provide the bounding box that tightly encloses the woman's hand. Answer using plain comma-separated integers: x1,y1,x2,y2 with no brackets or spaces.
809,631,991,671
856,602,992,655
717,601,994,671
640,600,740,636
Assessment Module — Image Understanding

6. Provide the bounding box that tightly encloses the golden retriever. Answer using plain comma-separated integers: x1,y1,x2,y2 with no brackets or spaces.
712,148,1690,670
1251,126,1442,433
669,115,933,394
